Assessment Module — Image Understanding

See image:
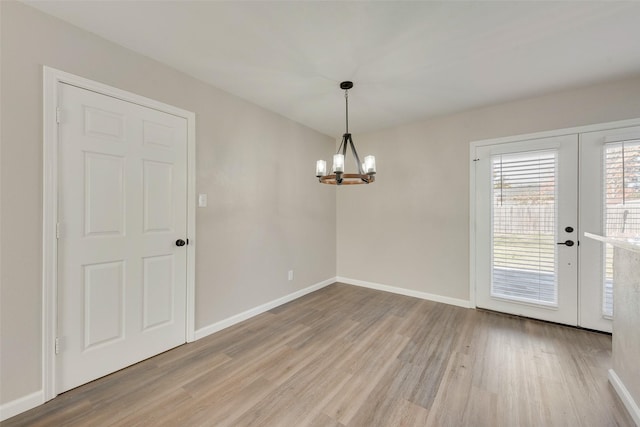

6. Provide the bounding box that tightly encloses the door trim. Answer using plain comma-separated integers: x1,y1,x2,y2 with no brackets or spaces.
42,66,197,402
470,118,640,315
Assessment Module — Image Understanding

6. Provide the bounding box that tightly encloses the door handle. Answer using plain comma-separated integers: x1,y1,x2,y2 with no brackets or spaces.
557,240,574,247
176,239,186,247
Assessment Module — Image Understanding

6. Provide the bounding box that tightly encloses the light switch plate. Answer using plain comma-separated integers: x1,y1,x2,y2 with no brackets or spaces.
198,193,208,207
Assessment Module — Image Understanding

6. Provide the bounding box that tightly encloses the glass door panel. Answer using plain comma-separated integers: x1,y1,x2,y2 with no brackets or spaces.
491,151,558,306
581,127,640,332
475,135,578,325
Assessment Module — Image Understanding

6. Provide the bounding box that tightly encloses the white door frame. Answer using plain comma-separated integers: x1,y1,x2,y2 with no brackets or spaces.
470,117,640,312
42,66,197,402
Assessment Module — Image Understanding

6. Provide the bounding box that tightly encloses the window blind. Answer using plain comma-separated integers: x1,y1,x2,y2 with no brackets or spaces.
603,139,640,317
491,151,558,306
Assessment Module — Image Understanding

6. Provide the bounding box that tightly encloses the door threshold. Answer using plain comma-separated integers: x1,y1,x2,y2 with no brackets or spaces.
475,308,612,336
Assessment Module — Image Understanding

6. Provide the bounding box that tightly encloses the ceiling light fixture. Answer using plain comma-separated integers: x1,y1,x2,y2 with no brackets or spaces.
316,81,376,185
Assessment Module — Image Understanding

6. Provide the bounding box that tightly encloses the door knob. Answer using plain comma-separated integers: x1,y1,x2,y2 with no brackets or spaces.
176,239,186,247
557,240,574,247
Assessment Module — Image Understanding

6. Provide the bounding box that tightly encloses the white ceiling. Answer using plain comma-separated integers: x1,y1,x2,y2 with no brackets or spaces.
26,1,640,137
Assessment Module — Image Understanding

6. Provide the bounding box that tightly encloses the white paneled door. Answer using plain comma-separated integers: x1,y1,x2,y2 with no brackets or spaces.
474,135,579,326
57,83,188,393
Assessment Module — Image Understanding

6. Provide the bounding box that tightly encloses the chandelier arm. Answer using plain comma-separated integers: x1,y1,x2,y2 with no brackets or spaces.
336,134,346,155
347,134,364,175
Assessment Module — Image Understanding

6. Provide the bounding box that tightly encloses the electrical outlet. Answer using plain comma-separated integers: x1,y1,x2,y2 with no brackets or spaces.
288,270,294,281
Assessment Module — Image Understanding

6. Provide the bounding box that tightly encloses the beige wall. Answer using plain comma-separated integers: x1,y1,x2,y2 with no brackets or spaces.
0,1,336,404
337,75,640,301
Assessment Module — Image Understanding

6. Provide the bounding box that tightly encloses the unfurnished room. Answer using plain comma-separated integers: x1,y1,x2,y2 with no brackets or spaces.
1,1,640,426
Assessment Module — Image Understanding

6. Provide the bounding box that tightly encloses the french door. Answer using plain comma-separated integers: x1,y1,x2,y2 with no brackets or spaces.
475,135,579,326
474,125,640,332
580,125,640,331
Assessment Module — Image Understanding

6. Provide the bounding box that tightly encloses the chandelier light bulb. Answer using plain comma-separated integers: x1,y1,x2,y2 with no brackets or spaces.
316,160,327,177
364,155,376,174
333,154,345,173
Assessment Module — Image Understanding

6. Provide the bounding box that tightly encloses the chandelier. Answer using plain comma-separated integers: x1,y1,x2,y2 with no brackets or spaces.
315,81,376,185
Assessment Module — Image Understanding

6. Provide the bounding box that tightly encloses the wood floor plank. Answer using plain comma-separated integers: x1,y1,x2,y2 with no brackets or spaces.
2,283,634,427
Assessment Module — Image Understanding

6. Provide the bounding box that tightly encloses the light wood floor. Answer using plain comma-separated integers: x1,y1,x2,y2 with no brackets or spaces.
3,283,634,426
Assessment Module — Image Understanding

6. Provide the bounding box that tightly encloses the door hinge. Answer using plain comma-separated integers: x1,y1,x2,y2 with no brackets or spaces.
55,337,60,355
56,107,62,124
56,222,62,239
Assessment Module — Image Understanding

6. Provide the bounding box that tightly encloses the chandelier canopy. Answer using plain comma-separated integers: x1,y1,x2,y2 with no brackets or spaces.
315,81,376,185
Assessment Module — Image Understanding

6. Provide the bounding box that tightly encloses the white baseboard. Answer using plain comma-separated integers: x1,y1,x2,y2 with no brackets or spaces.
336,276,472,309
609,369,640,426
0,389,44,422
194,277,336,340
